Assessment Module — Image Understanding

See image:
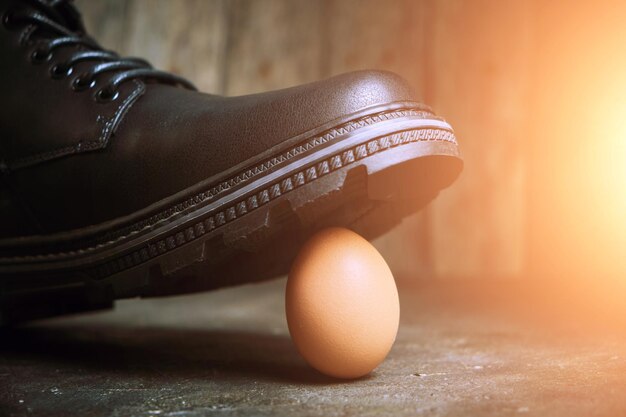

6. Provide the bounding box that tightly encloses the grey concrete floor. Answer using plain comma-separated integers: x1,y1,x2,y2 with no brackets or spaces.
1,277,625,417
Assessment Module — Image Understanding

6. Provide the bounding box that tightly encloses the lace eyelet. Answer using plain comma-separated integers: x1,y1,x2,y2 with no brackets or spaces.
30,48,51,64
95,87,119,103
72,75,96,91
50,64,72,79
2,9,19,30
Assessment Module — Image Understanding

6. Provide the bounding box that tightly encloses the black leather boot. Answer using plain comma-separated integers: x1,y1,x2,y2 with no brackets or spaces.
0,0,462,323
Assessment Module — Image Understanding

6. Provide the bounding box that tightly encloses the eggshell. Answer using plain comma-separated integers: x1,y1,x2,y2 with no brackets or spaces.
286,227,400,379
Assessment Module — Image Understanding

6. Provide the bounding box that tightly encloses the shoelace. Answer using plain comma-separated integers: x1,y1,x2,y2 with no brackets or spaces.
2,0,196,102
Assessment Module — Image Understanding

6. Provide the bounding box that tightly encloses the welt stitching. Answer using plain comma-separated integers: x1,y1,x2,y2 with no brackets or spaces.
90,130,456,278
3,108,445,255
83,109,436,245
2,124,457,263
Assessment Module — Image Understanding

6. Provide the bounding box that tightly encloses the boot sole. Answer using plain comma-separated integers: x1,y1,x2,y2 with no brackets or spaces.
0,104,462,324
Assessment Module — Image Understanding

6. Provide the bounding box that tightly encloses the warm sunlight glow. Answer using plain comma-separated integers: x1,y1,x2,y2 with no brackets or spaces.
581,71,626,280
530,6,626,286
592,88,626,213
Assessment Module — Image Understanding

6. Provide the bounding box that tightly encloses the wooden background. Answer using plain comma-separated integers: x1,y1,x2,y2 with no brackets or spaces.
74,0,626,285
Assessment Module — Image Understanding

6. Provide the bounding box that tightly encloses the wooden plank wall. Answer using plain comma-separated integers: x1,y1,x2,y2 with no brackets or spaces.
75,0,531,280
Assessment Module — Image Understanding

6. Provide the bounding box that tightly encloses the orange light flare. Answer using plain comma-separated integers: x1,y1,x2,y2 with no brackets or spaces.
528,4,626,325
579,81,626,273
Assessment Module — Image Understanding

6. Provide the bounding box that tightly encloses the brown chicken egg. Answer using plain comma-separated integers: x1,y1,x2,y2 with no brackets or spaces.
285,227,400,379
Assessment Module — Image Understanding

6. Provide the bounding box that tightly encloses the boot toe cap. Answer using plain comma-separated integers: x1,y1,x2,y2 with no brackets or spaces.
315,70,419,116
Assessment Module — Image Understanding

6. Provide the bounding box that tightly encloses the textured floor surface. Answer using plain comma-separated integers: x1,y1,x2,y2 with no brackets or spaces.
1,277,625,417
